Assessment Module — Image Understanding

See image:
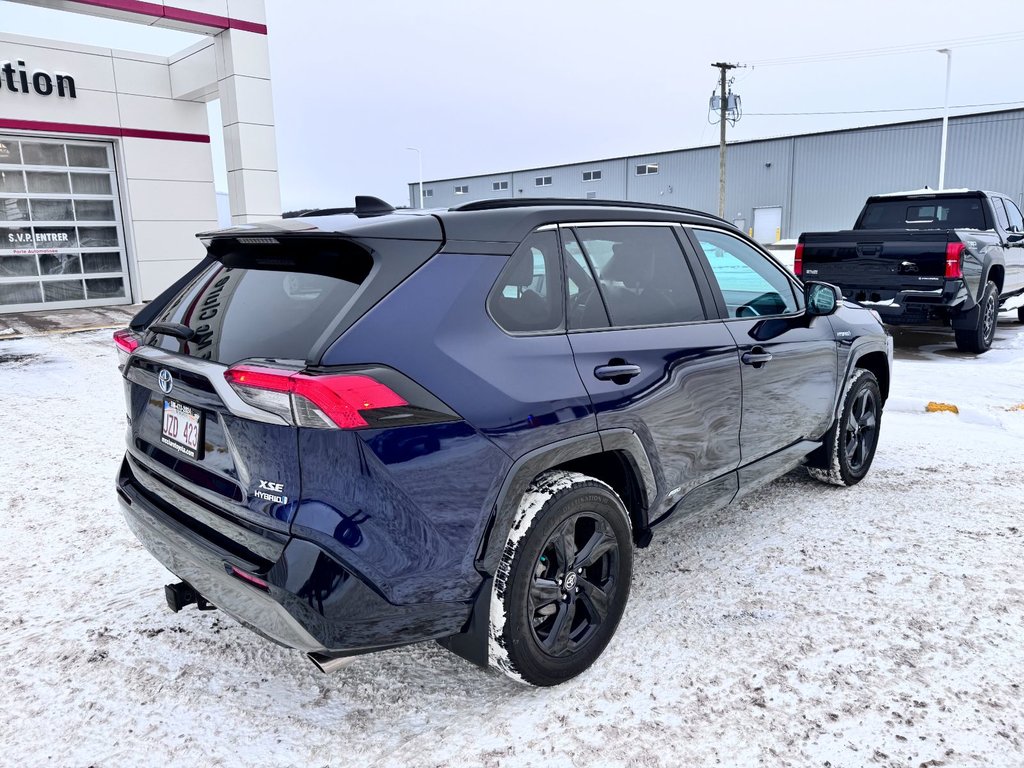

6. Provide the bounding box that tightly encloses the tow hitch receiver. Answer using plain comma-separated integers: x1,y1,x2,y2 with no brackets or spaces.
165,581,216,612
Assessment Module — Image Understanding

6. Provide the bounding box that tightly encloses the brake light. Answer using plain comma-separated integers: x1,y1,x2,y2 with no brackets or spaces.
113,328,141,368
793,243,804,276
224,365,408,429
945,242,965,279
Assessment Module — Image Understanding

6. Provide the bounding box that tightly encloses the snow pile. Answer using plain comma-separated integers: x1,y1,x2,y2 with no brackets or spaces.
1,325,1023,767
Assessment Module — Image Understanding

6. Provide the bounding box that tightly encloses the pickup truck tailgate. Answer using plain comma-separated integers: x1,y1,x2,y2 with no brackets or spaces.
800,229,949,291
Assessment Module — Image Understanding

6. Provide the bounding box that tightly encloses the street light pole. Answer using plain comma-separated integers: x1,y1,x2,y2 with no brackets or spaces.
937,49,952,190
406,147,423,208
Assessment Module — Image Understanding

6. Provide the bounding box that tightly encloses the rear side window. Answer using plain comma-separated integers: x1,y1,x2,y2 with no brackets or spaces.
573,225,705,327
1005,198,1024,233
992,198,1010,230
487,230,564,333
150,243,372,364
858,197,987,230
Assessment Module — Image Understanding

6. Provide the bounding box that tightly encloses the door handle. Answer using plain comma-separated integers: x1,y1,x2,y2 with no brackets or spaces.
594,364,642,382
741,347,773,367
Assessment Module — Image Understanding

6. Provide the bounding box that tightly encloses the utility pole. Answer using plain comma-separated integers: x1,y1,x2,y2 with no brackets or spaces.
712,62,739,218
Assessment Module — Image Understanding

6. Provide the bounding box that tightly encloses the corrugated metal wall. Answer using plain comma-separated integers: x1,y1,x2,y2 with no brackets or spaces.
410,109,1024,240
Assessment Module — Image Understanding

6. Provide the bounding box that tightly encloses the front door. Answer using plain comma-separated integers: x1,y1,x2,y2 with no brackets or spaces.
684,226,839,469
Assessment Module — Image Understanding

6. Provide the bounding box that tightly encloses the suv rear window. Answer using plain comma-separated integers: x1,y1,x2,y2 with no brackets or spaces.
150,243,372,364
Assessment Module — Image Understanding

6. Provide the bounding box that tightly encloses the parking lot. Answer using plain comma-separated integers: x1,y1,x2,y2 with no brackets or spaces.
1,317,1022,767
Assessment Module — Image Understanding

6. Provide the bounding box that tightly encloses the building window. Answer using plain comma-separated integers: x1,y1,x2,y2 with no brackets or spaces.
635,163,659,176
582,170,602,182
492,181,509,191
454,185,469,195
585,191,597,199
421,189,433,198
535,176,552,187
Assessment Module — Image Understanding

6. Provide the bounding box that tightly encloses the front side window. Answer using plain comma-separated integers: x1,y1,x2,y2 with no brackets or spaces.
573,226,704,327
692,228,798,318
487,230,563,333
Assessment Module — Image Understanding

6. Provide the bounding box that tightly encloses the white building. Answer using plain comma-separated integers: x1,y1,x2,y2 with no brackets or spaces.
0,0,281,314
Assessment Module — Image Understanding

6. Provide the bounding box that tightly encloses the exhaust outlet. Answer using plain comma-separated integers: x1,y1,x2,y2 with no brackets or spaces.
308,652,355,674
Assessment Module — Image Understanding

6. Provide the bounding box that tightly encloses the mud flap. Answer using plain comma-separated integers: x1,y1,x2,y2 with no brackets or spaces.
950,301,980,331
436,575,492,668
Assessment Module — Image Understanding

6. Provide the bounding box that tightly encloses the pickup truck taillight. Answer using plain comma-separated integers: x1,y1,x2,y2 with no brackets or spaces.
945,242,965,279
793,243,803,276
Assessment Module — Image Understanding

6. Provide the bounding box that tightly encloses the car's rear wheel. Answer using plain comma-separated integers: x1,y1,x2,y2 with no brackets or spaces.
954,280,998,353
808,368,882,487
489,470,632,686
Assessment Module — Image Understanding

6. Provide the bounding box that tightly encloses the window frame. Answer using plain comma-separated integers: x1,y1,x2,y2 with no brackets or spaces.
635,163,659,176
582,169,602,182
454,185,469,195
535,176,553,187
681,224,805,322
491,180,509,192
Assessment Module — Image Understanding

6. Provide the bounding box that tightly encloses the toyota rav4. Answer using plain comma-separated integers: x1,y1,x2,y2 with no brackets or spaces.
114,197,892,686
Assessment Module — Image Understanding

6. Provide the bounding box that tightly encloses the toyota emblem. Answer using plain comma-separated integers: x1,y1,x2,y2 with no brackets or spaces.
158,369,173,395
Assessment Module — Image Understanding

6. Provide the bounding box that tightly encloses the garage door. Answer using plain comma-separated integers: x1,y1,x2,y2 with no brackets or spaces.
0,136,130,313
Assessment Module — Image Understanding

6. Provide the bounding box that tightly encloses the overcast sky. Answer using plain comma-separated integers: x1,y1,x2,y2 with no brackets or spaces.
3,0,1024,209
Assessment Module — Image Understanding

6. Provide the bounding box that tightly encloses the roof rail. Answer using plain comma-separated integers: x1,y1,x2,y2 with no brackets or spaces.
450,197,726,221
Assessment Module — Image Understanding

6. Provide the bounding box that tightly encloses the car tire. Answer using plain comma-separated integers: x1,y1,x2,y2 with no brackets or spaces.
1017,305,1024,324
808,368,882,487
954,280,998,354
489,470,633,687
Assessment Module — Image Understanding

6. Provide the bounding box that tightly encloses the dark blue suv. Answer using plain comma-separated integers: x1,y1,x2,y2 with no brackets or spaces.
114,197,892,686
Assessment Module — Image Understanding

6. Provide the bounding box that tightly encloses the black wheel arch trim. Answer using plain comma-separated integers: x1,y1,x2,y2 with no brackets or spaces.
837,338,891,421
476,430,656,576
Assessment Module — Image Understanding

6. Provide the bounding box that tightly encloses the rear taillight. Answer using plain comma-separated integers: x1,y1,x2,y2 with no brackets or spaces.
945,242,965,279
793,243,804,276
113,328,141,368
229,565,269,591
224,364,449,430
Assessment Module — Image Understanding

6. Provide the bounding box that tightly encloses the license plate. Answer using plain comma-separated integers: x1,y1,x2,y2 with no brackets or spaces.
161,398,204,460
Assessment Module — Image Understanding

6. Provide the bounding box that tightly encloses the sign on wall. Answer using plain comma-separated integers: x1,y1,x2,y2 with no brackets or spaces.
0,59,76,98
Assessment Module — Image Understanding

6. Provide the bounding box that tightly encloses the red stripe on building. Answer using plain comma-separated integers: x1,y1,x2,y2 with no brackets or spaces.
0,118,211,143
61,0,268,35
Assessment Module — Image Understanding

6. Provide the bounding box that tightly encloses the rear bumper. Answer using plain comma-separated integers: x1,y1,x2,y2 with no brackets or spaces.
852,280,973,327
116,455,471,657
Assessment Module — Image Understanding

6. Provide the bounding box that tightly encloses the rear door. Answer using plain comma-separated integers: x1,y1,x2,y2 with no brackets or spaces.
563,223,742,516
684,226,838,469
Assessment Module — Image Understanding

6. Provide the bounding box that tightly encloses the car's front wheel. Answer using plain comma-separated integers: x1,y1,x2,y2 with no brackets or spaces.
808,368,882,487
489,470,633,686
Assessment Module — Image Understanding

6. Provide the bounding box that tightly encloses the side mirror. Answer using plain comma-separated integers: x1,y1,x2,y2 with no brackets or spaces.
805,281,841,316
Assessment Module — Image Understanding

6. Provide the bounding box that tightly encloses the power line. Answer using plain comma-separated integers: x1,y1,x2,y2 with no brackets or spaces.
747,30,1024,67
746,100,1024,117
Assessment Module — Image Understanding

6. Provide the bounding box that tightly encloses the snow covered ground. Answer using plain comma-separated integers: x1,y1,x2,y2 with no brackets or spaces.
1,317,1023,767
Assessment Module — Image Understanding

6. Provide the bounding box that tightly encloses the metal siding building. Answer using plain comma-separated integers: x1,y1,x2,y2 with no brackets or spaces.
409,108,1024,241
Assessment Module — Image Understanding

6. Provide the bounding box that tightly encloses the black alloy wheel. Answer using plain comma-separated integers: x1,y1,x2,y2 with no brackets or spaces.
491,470,633,686
528,513,619,657
955,280,998,353
844,385,878,474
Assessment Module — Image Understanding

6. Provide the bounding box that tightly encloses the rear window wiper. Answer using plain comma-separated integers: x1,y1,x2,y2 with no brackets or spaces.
148,322,196,342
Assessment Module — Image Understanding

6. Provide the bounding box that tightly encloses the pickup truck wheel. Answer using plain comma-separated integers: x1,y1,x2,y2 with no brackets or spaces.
954,280,998,353
808,368,882,487
489,470,633,687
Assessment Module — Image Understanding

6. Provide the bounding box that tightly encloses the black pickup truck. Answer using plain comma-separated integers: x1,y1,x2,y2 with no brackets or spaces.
797,190,1024,353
